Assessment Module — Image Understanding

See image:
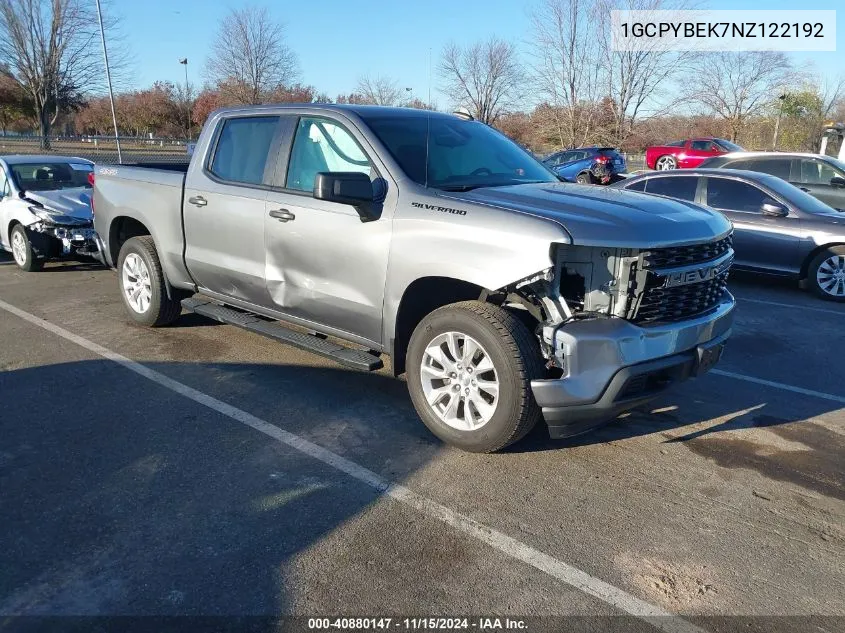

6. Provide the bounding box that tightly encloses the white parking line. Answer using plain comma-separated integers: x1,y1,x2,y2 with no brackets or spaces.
0,298,705,633
736,296,845,316
710,369,845,405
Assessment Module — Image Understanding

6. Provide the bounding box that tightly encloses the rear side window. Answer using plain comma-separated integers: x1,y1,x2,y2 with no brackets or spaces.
644,176,698,201
625,179,646,192
727,158,791,180
707,178,776,212
210,116,280,185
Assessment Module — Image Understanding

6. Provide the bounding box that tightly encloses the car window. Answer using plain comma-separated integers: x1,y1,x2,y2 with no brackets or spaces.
706,178,777,212
644,176,698,201
797,159,839,185
0,168,7,199
726,157,791,180
210,116,280,185
624,179,646,192
691,140,714,151
285,117,372,193
545,152,564,166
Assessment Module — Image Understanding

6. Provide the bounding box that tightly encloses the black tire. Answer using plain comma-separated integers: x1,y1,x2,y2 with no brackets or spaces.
117,235,183,326
575,171,592,184
807,246,845,302
406,300,545,453
9,224,45,272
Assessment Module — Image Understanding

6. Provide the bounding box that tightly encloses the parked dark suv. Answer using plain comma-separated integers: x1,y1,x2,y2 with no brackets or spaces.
700,152,845,211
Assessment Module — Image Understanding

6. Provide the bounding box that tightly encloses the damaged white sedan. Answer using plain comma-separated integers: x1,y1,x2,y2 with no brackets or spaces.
0,155,99,271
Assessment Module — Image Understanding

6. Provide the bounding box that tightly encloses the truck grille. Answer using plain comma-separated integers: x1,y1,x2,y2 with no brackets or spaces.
632,236,732,325
641,236,732,269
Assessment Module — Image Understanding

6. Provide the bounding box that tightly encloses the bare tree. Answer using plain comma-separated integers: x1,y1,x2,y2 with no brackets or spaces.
0,0,124,148
690,51,793,142
204,5,299,105
356,74,403,106
529,0,602,148
595,0,694,145
438,37,523,125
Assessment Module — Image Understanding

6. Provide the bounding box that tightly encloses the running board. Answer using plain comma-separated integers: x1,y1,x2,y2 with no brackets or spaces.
181,298,383,372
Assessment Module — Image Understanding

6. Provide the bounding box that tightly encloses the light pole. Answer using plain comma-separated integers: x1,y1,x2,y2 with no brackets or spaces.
95,0,122,163
772,93,787,151
179,58,191,141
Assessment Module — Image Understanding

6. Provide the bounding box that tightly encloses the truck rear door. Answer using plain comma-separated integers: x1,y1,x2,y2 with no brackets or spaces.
183,114,284,307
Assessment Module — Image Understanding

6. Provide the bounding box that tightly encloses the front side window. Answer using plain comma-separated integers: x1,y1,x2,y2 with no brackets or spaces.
707,178,776,212
691,140,714,151
286,117,372,193
797,159,839,185
713,139,745,152
624,179,647,192
644,176,699,201
210,116,280,185
9,162,92,192
0,168,8,199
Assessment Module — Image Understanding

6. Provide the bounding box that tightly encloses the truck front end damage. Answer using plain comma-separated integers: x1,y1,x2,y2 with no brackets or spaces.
507,235,735,438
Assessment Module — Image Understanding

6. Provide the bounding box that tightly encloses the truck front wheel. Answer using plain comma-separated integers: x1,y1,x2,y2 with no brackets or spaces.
117,236,182,326
406,301,544,453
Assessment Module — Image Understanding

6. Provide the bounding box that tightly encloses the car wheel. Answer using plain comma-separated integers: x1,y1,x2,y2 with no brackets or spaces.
655,155,677,170
10,225,45,272
406,301,544,453
808,246,845,302
575,171,593,184
117,236,183,326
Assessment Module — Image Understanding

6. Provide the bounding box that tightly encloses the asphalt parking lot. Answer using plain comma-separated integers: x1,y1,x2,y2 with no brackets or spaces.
0,252,843,632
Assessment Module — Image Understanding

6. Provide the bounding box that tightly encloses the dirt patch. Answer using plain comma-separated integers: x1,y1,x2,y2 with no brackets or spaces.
618,553,718,609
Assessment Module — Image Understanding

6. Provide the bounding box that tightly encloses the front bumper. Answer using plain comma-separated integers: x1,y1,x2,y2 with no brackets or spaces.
532,293,735,439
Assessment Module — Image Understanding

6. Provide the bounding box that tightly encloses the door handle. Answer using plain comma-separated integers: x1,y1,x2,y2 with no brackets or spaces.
188,195,207,207
269,209,296,222
799,187,811,192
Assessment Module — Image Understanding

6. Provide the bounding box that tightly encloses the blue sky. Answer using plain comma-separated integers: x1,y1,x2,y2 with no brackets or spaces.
116,0,842,108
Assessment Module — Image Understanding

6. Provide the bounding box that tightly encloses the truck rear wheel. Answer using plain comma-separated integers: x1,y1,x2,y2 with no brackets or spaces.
406,301,544,453
117,236,182,326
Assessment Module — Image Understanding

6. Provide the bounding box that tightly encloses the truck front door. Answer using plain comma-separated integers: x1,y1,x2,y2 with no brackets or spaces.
183,114,283,307
263,114,394,346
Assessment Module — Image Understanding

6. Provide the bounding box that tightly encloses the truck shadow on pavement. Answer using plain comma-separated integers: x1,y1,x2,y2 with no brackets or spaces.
1,355,842,617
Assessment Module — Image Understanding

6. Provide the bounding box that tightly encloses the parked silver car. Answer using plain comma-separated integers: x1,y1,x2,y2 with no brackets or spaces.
614,168,845,300
0,155,98,271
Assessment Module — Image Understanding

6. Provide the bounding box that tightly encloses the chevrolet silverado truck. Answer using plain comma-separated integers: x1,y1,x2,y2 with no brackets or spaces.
93,104,735,453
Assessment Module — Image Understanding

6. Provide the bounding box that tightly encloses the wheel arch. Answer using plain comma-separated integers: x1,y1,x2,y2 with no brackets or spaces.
800,242,845,279
109,216,185,302
390,276,486,377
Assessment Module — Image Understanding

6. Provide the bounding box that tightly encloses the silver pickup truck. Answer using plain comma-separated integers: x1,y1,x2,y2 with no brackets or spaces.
93,104,735,452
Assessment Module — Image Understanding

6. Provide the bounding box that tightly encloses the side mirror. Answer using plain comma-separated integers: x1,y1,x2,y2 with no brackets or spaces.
830,176,845,188
313,172,376,220
761,202,788,217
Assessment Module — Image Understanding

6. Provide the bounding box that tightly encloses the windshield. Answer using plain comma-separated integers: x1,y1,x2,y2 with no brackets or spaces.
714,139,745,152
825,156,845,174
9,162,93,192
361,114,558,190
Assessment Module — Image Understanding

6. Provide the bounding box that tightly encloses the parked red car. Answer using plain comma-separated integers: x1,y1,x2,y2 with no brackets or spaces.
645,138,744,170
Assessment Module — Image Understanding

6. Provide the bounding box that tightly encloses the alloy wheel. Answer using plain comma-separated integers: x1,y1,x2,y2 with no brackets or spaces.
122,253,152,313
419,331,500,431
816,255,845,297
11,231,27,266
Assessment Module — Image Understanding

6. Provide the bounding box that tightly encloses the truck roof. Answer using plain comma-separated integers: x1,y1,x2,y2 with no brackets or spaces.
210,103,457,121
